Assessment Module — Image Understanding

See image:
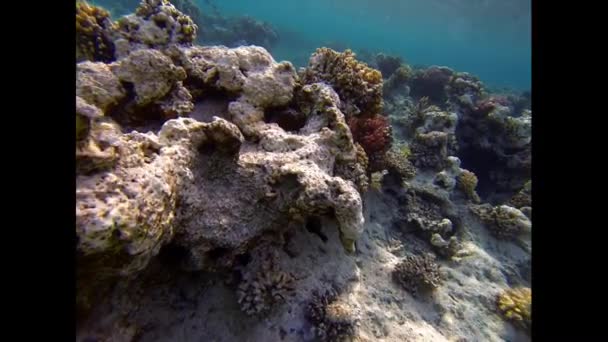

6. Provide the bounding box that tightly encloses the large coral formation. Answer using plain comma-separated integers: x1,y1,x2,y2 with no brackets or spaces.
496,287,531,331
76,1,116,62
306,289,360,342
301,48,383,118
392,254,442,295
470,204,531,240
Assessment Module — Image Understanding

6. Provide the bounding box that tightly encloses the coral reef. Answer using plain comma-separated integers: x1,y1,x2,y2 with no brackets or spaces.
306,289,360,342
508,180,531,209
392,254,442,295
301,48,383,118
409,131,449,171
113,0,198,59
375,53,403,79
347,114,393,171
396,185,462,257
496,287,531,331
409,66,454,105
382,146,416,182
384,66,412,99
470,204,532,240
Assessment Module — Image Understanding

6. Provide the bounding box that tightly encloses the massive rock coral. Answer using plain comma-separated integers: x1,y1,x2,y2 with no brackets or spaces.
76,44,368,317
112,0,198,59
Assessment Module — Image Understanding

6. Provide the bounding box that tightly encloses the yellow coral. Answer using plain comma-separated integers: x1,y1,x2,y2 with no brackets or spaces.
370,171,386,191
458,169,481,203
76,1,114,62
496,287,531,330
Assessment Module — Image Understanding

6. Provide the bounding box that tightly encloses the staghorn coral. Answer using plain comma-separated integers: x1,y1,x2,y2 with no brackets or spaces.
306,289,360,342
458,169,481,203
392,254,442,295
76,1,116,62
496,287,531,331
113,0,198,59
301,48,383,118
470,204,531,240
237,257,295,316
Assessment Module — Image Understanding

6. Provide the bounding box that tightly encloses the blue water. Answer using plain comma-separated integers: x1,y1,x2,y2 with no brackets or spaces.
203,0,531,91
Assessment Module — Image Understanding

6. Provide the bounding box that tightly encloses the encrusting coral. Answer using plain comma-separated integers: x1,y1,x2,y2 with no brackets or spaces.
392,254,442,296
496,287,531,331
306,288,360,342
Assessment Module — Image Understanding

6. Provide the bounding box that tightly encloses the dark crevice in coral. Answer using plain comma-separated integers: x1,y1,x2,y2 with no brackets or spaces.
264,105,307,132
157,243,191,269
305,216,328,243
206,247,231,263
457,146,499,201
190,96,231,123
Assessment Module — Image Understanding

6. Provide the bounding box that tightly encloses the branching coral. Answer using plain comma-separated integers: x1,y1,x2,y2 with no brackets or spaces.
237,263,295,316
347,115,393,172
301,48,383,118
458,169,481,203
496,287,531,331
76,1,116,62
306,289,359,342
392,254,442,295
470,204,531,240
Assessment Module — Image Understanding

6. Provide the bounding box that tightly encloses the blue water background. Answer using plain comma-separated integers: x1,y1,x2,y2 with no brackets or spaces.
203,0,531,91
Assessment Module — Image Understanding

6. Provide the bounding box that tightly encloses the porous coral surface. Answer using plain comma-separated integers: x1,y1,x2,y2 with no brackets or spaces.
75,4,531,342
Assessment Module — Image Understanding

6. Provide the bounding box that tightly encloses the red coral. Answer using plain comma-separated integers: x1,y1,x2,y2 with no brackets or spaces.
347,114,392,156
